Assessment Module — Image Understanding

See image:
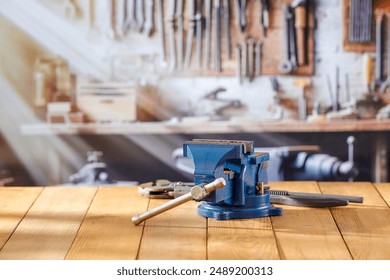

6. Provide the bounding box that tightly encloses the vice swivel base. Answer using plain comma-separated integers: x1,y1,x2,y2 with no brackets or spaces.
198,202,283,220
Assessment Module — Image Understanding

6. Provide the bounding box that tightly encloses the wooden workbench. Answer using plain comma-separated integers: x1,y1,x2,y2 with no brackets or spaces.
1,181,390,260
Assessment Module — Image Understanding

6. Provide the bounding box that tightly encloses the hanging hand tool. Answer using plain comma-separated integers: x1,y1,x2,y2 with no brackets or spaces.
204,0,212,69
380,14,390,94
215,0,222,72
195,0,203,68
292,0,307,66
288,9,298,69
236,0,247,33
144,0,155,36
157,0,167,64
135,0,144,32
168,0,177,70
260,0,270,37
124,0,137,33
246,36,254,81
176,0,184,70
106,0,116,39
255,41,262,76
222,0,232,59
375,13,384,88
115,0,126,38
184,1,196,68
279,4,295,73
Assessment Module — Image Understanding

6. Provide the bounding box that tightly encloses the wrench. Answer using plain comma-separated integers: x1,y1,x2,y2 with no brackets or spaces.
255,41,263,76
278,4,294,73
236,0,247,33
380,14,390,93
247,36,254,81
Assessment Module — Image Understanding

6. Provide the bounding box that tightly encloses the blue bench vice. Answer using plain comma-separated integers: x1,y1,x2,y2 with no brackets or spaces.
183,139,283,220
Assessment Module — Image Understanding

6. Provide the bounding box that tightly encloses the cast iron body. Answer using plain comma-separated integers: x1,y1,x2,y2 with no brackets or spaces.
183,139,283,220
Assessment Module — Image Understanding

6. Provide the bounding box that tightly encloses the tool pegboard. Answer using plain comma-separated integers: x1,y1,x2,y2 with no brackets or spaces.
160,0,315,77
342,0,389,52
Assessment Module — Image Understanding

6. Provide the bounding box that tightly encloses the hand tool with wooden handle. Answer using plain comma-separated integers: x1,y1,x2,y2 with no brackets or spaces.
363,54,374,94
294,4,307,66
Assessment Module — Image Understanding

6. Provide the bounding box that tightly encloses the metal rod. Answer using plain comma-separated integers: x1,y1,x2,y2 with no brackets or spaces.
132,178,226,225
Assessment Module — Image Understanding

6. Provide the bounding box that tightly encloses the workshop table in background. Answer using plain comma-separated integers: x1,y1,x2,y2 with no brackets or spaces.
1,182,390,260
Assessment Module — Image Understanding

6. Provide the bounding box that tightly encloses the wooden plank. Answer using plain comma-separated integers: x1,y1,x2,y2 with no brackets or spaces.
374,183,390,207
138,226,206,260
268,181,352,260
330,207,390,259
138,194,207,259
0,187,42,250
319,182,390,259
66,187,149,260
208,206,280,259
0,187,96,260
208,226,280,260
319,182,387,207
145,199,205,228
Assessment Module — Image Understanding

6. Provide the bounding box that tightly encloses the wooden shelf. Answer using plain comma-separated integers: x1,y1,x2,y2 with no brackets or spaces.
20,119,390,135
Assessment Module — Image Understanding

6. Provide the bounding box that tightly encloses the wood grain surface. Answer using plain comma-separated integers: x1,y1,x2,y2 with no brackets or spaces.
1,182,390,260
0,187,96,260
66,187,147,260
0,187,42,250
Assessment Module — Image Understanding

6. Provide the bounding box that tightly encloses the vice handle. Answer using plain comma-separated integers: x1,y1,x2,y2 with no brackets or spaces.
132,178,226,225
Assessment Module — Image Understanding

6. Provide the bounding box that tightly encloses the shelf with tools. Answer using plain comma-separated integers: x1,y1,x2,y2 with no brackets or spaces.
160,0,315,80
20,119,390,135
